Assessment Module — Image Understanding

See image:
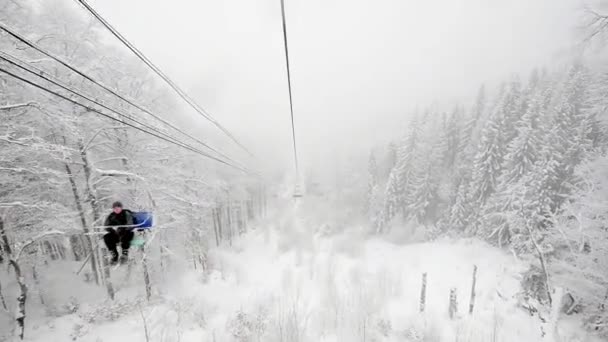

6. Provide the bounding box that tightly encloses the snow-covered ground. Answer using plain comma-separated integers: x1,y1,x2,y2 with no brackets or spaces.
10,197,595,342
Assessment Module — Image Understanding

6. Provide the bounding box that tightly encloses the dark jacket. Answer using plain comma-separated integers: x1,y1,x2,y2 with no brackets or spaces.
104,210,134,232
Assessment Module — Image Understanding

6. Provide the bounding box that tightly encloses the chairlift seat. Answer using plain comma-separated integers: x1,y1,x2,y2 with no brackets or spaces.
292,184,304,198
132,211,153,230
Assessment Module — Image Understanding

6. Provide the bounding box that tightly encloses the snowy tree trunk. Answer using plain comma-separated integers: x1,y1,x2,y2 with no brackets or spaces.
96,242,107,288
0,277,7,311
599,288,608,313
196,224,208,271
449,288,458,319
236,204,244,235
262,185,268,218
1,219,27,340
11,260,27,340
159,232,168,278
201,251,208,271
56,241,66,260
195,232,202,270
100,247,115,300
79,142,102,223
243,201,249,230
75,247,96,277
68,235,85,261
212,208,220,247
2,231,63,340
0,217,12,257
257,186,264,217
547,287,564,342
159,245,167,278
247,198,254,220
216,206,224,243
50,242,59,260
32,264,44,305
140,243,152,301
234,205,241,237
43,241,57,261
66,157,100,285
239,202,245,234
226,203,233,247
469,265,477,314
138,304,151,342
420,272,427,313
65,162,91,263
526,221,552,305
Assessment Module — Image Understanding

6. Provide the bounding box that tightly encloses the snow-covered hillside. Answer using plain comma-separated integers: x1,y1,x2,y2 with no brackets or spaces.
2,1,608,341
10,198,596,342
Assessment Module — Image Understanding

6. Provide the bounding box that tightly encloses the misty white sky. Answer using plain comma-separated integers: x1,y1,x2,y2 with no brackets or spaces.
85,0,581,176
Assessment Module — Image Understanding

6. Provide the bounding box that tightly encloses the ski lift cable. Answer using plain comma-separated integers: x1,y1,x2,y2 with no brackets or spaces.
0,51,183,150
0,65,256,175
0,51,167,142
0,51,250,173
73,0,255,158
0,52,189,151
0,22,247,170
0,63,254,175
279,0,301,181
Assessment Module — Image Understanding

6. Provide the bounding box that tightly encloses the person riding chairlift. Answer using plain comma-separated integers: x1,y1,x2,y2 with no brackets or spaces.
103,201,135,265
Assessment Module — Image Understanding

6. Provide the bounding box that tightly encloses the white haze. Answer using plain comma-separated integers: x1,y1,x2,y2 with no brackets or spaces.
4,1,608,341
91,0,579,176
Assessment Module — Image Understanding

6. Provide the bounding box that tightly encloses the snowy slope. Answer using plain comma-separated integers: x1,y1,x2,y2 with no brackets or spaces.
16,216,596,342
2,191,593,342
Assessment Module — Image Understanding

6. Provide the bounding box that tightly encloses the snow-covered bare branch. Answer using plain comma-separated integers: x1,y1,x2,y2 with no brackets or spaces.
14,230,65,261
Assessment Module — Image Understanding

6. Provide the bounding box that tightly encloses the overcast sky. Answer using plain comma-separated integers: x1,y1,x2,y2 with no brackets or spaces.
86,0,581,177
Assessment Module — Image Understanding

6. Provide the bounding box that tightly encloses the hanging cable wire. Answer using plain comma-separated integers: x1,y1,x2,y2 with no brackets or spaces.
72,0,254,157
0,63,255,175
0,22,242,167
0,54,242,171
0,50,225,162
279,0,300,178
0,52,157,134
1,63,253,174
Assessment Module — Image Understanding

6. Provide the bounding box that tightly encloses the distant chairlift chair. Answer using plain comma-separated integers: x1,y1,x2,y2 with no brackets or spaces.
292,183,304,198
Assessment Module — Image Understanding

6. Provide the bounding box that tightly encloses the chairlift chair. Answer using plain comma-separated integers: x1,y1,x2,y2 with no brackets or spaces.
292,183,304,198
130,211,153,248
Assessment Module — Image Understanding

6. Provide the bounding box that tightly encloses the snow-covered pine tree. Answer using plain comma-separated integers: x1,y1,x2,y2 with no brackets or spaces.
383,142,398,179
469,78,520,224
465,84,514,235
500,79,550,186
475,75,554,244
447,180,469,232
383,162,404,230
457,85,487,180
406,165,436,223
445,106,464,169
498,64,596,249
469,93,507,206
439,106,466,224
473,85,487,122
445,91,486,233
366,152,384,232
584,69,608,149
405,115,444,223
500,75,524,146
381,115,422,227
549,63,593,204
365,150,379,215
519,69,540,116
